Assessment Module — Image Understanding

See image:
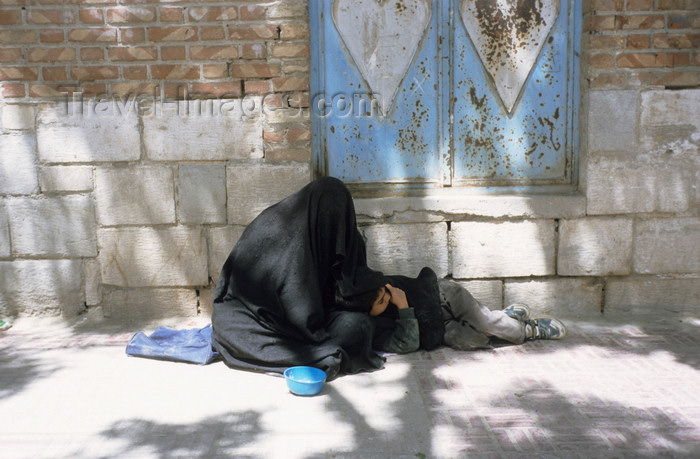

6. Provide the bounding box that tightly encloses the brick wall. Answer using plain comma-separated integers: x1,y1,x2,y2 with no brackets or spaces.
0,0,699,323
0,0,311,161
584,0,700,88
0,1,309,96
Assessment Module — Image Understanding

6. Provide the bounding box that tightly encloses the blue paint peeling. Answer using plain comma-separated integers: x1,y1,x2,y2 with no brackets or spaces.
311,0,581,193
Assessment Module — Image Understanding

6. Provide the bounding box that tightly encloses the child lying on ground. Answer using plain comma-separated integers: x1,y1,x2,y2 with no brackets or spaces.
338,274,566,354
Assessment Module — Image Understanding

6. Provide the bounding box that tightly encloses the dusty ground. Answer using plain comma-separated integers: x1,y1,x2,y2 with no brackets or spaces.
1,314,699,458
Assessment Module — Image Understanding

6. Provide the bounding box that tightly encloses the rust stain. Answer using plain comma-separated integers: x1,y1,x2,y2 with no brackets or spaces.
469,86,486,108
395,94,430,153
537,112,561,150
472,0,547,71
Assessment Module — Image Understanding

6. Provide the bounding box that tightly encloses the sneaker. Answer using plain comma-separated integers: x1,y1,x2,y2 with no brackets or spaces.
525,318,566,340
503,303,530,321
0,319,12,331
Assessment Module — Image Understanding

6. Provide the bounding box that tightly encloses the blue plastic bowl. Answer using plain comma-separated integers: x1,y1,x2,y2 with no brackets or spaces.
284,366,327,396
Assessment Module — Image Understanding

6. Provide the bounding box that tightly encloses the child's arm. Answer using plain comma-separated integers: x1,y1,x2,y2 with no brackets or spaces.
372,307,420,353
372,284,419,353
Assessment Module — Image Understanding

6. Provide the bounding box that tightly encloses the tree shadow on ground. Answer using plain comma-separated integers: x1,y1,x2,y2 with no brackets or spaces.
321,383,434,457
318,346,700,458
315,314,700,458
3,314,698,457
0,346,59,400
91,411,262,459
441,380,700,457
530,314,700,371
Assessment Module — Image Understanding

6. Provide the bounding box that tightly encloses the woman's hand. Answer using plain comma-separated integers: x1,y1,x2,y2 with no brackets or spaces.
385,284,409,310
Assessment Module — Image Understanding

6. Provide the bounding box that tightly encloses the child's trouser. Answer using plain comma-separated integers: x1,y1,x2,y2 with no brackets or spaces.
438,278,527,350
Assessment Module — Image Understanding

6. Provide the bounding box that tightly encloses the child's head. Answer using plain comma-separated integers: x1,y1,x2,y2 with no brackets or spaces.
368,286,391,316
335,285,386,315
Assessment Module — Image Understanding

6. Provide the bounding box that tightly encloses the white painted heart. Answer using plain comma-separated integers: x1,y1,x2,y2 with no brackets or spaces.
332,0,432,113
460,0,560,113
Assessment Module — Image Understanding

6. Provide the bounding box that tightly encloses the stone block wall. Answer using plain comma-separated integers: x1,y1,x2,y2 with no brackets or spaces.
0,0,699,323
0,99,310,321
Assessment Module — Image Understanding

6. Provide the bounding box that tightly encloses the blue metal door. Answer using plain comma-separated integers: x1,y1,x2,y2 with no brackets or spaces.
311,0,580,193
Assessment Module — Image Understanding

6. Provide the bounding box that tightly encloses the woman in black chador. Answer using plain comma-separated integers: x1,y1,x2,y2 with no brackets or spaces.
211,177,388,380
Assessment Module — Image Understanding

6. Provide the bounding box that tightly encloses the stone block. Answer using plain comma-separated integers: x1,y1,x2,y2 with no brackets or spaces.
208,225,246,284
695,169,700,210
0,259,84,316
98,227,208,287
504,278,603,319
8,195,97,257
143,99,263,161
226,162,310,225
362,223,448,277
633,217,700,274
39,165,94,192
450,220,556,278
639,124,699,158
0,132,39,195
605,277,700,316
95,166,176,226
588,90,638,152
640,89,700,130
1,104,35,130
84,258,102,307
454,280,503,310
586,152,690,215
558,217,633,276
101,288,198,322
199,287,214,317
178,164,226,224
36,102,140,163
639,97,700,161
638,89,700,207
0,201,9,258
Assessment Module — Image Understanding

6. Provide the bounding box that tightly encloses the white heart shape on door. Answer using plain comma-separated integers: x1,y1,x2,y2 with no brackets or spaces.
332,0,432,113
460,0,560,113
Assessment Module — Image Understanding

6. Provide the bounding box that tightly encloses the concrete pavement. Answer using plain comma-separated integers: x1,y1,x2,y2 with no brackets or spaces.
1,314,699,458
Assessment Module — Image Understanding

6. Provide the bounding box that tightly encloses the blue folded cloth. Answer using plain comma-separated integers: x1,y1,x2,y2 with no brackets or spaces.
126,324,219,365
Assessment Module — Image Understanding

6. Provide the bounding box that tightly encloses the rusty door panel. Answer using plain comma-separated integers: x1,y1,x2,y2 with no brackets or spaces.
453,0,575,185
311,0,580,191
313,0,444,186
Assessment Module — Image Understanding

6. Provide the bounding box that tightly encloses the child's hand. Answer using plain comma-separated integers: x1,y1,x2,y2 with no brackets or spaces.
385,284,409,310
